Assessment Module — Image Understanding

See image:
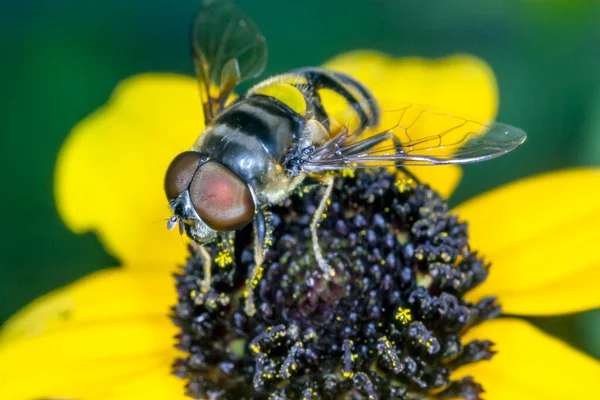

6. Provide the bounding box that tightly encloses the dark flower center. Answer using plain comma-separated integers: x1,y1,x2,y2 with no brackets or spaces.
172,170,500,400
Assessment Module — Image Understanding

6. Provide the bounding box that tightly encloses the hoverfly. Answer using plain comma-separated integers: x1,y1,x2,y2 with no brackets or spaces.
164,0,526,316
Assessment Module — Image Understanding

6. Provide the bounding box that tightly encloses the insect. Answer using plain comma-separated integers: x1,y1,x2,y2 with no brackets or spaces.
164,0,527,316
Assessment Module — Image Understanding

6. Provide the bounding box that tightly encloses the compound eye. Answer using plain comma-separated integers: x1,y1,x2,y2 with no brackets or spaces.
189,161,255,231
164,151,204,200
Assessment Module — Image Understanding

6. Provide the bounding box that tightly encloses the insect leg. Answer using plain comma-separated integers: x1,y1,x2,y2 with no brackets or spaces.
198,244,213,294
397,165,420,183
244,207,269,316
310,175,335,279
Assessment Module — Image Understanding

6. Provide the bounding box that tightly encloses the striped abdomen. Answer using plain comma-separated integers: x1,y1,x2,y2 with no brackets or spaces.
247,67,380,133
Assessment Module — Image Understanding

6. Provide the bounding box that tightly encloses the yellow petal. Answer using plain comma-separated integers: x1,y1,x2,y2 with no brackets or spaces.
0,268,185,400
456,168,600,315
486,265,600,316
325,51,498,119
405,165,462,200
455,318,600,400
55,74,202,267
325,51,499,197
101,365,187,400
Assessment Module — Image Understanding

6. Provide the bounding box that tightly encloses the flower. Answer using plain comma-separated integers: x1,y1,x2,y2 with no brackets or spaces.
1,51,599,400
173,172,496,398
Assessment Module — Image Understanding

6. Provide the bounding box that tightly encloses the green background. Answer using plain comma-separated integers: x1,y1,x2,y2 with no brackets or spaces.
1,0,599,359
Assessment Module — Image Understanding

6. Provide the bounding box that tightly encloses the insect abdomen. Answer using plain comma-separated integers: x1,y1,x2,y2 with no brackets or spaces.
248,68,380,132
293,68,380,130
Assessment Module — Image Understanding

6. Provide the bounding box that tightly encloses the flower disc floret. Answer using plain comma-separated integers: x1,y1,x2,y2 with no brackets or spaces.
172,170,500,399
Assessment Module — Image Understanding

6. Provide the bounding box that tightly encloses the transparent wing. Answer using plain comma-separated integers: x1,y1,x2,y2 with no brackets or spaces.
303,102,527,171
192,0,267,123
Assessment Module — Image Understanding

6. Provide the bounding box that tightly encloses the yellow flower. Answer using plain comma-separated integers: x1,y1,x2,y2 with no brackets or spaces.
0,51,598,399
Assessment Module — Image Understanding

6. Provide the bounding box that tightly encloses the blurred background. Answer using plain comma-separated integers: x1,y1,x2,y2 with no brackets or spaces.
0,0,598,359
